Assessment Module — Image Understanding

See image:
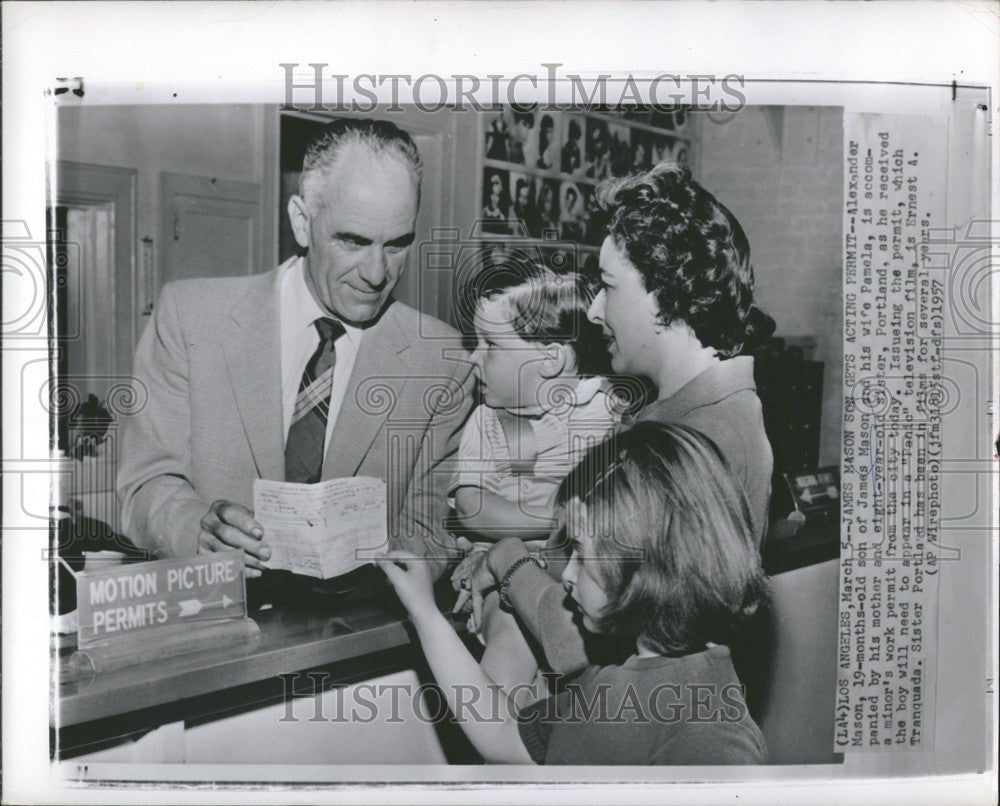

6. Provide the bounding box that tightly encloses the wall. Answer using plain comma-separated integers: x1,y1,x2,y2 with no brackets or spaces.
55,105,269,508
57,104,267,269
698,106,843,467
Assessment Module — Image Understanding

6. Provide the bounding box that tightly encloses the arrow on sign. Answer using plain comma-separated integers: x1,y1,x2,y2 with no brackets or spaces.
178,595,235,617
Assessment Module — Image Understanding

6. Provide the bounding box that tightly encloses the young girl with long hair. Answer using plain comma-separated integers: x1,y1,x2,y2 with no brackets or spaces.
377,421,768,764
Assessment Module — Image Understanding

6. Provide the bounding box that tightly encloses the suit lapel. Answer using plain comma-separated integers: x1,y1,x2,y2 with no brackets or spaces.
323,304,410,480
224,267,286,481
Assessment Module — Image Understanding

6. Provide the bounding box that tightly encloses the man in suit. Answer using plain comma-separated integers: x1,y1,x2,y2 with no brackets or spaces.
117,118,474,584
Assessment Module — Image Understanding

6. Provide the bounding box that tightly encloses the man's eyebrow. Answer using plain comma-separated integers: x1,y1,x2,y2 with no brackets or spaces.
386,232,416,248
334,232,373,246
333,231,415,248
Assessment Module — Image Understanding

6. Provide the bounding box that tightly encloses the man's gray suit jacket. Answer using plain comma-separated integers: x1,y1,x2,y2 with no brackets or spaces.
117,263,475,579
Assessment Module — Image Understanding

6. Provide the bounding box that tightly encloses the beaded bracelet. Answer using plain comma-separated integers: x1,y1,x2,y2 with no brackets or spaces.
498,554,544,611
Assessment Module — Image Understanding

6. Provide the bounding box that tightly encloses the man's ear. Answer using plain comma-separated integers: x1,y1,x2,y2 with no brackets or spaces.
288,195,311,251
539,343,571,379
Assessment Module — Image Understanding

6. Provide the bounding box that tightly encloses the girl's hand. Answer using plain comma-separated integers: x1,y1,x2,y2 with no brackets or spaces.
376,551,438,623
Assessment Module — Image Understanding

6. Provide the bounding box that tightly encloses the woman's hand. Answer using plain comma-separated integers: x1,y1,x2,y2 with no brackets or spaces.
376,551,438,626
451,537,531,631
451,548,496,631
449,537,483,591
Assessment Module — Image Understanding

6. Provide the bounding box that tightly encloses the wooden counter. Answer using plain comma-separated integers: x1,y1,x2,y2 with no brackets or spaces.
52,577,464,762
58,596,417,724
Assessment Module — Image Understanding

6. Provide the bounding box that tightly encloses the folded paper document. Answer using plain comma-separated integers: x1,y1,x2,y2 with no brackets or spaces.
253,477,387,579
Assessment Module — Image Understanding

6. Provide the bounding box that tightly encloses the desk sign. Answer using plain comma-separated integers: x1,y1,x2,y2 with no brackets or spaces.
76,550,247,647
784,465,840,512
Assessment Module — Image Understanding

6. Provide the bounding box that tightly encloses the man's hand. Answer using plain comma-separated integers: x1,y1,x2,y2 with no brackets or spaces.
376,551,438,627
198,500,270,578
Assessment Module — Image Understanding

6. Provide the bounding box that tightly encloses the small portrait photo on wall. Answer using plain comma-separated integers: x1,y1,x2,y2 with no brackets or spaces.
507,106,537,166
560,114,587,178
534,176,561,238
482,167,511,234
607,121,631,177
484,109,510,162
584,116,611,180
630,127,654,173
559,180,587,241
509,171,537,237
534,111,559,171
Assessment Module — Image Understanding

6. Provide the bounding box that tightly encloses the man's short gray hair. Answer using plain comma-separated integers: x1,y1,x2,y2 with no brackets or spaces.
298,118,423,215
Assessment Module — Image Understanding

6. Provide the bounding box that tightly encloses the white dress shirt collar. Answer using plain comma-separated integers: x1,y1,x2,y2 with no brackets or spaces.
283,257,361,346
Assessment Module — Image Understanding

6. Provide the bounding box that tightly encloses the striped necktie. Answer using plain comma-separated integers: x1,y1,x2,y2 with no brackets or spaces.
284,317,346,484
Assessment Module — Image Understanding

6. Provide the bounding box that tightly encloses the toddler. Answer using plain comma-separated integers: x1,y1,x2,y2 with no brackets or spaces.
449,262,622,694
450,262,621,546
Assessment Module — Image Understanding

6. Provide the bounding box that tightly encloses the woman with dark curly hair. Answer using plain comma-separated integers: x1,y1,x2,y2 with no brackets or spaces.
585,162,772,539
455,163,774,683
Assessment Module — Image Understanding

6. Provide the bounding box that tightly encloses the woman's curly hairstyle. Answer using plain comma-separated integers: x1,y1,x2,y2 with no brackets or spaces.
596,163,756,358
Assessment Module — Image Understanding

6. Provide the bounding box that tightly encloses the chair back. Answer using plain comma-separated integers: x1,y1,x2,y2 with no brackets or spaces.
754,558,841,764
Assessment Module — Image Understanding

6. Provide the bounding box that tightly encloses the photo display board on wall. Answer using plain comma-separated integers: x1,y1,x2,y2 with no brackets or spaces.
478,105,695,251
